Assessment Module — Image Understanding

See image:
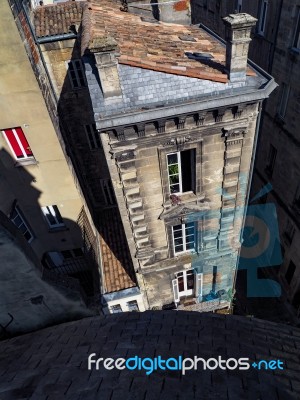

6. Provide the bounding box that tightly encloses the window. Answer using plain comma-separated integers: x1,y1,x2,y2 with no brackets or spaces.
235,0,242,13
41,205,65,228
111,304,122,313
172,222,196,254
285,260,296,284
10,207,34,243
278,84,290,120
100,179,116,206
258,0,268,35
127,300,139,312
172,270,203,303
85,124,101,150
167,149,196,194
292,7,300,50
67,59,86,89
2,127,34,161
61,248,84,259
265,144,277,177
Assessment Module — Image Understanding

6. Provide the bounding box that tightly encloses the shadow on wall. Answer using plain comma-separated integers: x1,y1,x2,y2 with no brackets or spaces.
56,31,136,285
0,149,97,339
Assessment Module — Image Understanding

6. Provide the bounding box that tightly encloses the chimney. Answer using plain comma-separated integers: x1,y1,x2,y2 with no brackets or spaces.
157,0,191,25
222,13,257,83
89,37,122,98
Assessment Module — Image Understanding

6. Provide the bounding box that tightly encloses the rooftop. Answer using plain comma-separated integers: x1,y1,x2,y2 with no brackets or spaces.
81,0,255,82
98,209,136,293
34,1,85,38
1,311,300,399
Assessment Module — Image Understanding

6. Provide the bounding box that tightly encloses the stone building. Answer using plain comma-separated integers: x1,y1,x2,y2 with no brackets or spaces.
192,0,300,321
1,0,100,303
27,0,277,313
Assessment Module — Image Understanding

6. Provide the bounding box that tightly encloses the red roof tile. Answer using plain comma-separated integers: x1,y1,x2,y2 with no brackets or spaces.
98,209,136,294
34,1,85,38
80,0,255,82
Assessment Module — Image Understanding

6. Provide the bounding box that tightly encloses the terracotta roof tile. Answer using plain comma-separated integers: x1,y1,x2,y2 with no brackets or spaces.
98,209,136,294
34,1,85,38
79,0,249,82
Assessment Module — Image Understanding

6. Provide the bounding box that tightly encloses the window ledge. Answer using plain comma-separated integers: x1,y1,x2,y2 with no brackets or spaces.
14,159,38,167
166,192,205,207
48,226,68,233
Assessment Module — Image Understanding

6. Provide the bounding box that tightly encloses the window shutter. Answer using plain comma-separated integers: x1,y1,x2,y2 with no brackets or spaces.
196,273,203,300
172,279,179,303
15,127,33,156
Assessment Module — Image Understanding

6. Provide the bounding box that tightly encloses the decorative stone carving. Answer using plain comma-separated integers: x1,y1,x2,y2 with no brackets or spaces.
156,119,166,133
136,123,145,138
177,115,187,129
195,112,206,126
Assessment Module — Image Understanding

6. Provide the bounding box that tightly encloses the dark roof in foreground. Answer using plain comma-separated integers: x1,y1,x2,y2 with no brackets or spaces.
34,1,85,38
1,311,300,399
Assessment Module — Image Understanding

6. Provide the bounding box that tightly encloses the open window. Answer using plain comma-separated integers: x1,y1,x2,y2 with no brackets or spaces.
172,270,203,303
167,149,196,194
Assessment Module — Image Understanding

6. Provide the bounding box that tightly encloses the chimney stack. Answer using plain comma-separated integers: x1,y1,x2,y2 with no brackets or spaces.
157,0,191,25
223,13,257,83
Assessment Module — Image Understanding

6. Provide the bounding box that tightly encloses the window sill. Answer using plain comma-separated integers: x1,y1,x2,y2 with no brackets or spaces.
166,192,204,207
14,159,38,167
48,226,68,233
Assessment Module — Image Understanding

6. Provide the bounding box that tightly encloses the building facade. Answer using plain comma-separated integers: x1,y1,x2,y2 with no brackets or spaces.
1,0,100,303
12,0,276,313
193,0,300,321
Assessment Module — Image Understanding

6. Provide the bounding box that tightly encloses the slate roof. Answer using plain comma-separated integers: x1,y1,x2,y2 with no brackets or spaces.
81,0,255,83
1,311,300,399
34,1,85,38
98,209,136,293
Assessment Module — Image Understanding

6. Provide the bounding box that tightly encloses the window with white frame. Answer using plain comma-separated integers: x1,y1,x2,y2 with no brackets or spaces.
292,7,300,50
2,127,34,161
111,304,122,313
172,222,196,254
67,59,86,89
127,300,139,312
85,124,101,150
100,179,116,206
41,205,65,228
167,149,196,194
10,207,34,243
172,270,203,303
258,0,268,35
278,83,290,119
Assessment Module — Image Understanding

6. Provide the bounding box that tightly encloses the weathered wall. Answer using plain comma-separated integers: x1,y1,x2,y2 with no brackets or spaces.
0,0,85,258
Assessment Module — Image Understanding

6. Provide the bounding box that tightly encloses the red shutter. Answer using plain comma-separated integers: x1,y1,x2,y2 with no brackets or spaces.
3,127,33,159
4,128,23,158
15,127,33,156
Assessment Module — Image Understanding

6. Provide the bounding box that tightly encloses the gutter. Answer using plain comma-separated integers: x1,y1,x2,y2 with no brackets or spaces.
95,78,277,130
37,33,77,44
